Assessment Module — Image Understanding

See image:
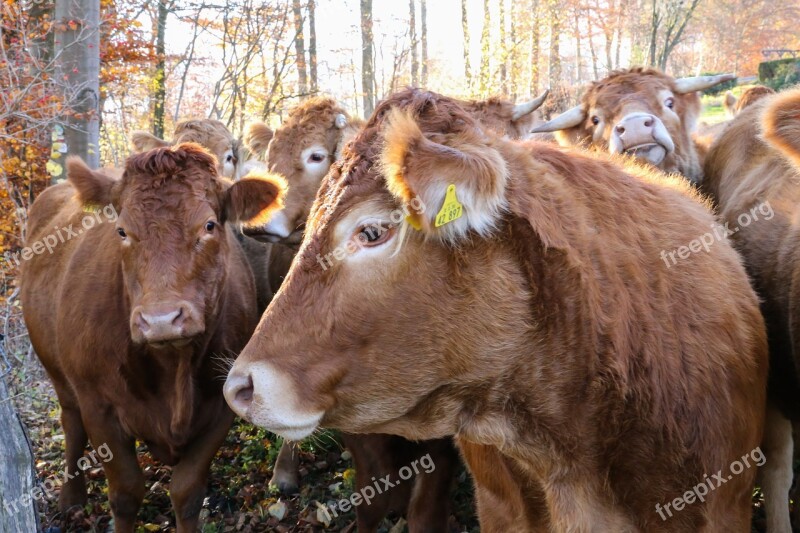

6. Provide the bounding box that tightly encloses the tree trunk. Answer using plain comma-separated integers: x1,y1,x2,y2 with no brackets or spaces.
479,0,490,95
574,7,582,82
420,0,428,86
153,0,169,139
309,0,317,93
548,0,561,88
0,377,39,533
292,0,308,96
529,0,540,95
499,0,507,94
52,0,101,175
27,0,55,65
648,0,659,67
360,0,375,116
409,0,418,86
461,0,471,88
510,0,517,97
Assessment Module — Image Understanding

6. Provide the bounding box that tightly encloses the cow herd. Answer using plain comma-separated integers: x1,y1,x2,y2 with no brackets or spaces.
16,68,800,532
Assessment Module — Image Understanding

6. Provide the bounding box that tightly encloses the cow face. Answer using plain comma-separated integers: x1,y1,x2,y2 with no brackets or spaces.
224,90,516,441
67,144,284,346
242,98,360,245
459,91,549,139
533,68,733,182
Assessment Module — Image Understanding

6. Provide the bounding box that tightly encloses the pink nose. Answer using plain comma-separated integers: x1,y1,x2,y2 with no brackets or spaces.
224,371,254,419
132,302,201,343
612,113,658,150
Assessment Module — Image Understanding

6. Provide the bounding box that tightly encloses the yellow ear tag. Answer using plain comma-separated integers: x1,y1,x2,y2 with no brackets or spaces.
83,202,102,214
434,184,463,227
405,214,422,230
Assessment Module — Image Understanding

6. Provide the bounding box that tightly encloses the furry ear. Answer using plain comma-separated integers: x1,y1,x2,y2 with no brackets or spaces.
724,91,738,117
762,88,800,167
243,122,274,158
66,156,117,208
131,131,171,153
380,109,507,243
224,170,287,225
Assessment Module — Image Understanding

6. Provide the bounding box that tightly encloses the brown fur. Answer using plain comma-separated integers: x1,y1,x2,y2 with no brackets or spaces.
231,89,768,531
20,144,280,531
555,67,705,181
458,95,543,138
703,87,800,533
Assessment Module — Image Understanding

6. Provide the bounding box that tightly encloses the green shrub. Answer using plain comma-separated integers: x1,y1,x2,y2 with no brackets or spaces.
759,58,800,91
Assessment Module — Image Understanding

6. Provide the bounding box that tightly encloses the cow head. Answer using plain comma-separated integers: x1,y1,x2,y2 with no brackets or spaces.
224,90,523,441
67,144,285,346
724,86,776,117
242,97,363,245
131,119,256,180
533,68,734,181
458,91,549,138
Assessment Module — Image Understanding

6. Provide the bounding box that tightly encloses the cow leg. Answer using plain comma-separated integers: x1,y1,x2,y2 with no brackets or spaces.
81,409,144,533
406,438,458,533
344,434,411,532
58,404,89,511
269,440,301,494
170,409,234,533
759,404,793,533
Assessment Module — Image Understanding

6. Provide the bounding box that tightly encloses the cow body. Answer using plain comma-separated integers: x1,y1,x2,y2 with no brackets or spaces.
21,145,282,531
225,89,767,532
704,89,800,533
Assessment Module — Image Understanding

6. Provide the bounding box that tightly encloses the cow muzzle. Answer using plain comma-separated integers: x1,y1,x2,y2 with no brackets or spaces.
224,361,324,440
131,301,204,345
609,112,675,166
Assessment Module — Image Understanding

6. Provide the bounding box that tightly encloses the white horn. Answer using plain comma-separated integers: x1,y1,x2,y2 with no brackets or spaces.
334,113,347,129
531,105,586,133
674,73,735,94
512,89,550,121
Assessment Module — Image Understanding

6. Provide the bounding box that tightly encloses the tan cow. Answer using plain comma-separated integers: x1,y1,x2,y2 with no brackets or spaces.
532,67,734,183
223,89,768,532
703,89,800,533
724,86,777,117
20,144,282,531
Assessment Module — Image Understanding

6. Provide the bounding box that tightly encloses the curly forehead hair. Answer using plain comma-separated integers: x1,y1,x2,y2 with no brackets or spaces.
585,67,676,99
124,143,219,184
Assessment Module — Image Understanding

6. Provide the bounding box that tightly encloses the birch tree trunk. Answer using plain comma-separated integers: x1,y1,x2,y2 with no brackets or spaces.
52,0,101,176
153,0,169,139
420,0,428,86
309,0,318,93
292,0,308,96
529,0,540,95
479,0,490,95
461,0,472,88
361,0,375,116
409,0,418,86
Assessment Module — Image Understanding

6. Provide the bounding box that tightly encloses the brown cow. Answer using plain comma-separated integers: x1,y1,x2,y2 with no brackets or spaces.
703,89,800,533
223,89,768,531
532,68,734,183
20,145,282,532
724,86,776,117
131,119,262,180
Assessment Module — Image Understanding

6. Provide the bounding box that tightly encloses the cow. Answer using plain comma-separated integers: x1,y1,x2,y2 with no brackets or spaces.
222,88,768,532
531,68,734,183
131,119,262,180
703,89,800,533
20,144,283,532
724,86,776,117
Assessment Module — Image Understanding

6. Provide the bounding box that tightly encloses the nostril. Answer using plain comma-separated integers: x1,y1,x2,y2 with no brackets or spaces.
172,306,184,326
135,311,150,332
615,125,625,135
236,378,254,405
644,118,654,128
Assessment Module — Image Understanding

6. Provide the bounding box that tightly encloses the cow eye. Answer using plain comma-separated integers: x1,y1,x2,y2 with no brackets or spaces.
117,228,127,239
308,152,326,164
356,223,392,247
665,97,675,109
205,221,216,233
591,116,600,125
226,154,234,163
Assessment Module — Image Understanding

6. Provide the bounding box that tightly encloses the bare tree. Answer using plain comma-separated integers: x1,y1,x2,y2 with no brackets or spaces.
292,0,308,95
409,0,418,86
479,0,490,95
53,0,101,171
309,0,317,92
420,0,428,86
548,0,561,90
461,0,472,88
152,0,173,139
649,0,702,71
499,0,507,93
529,0,540,95
361,0,375,116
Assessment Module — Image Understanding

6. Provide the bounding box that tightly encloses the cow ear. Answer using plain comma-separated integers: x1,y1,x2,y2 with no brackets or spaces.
243,122,274,158
223,170,287,225
724,91,738,116
67,156,117,208
131,131,171,153
381,109,507,243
